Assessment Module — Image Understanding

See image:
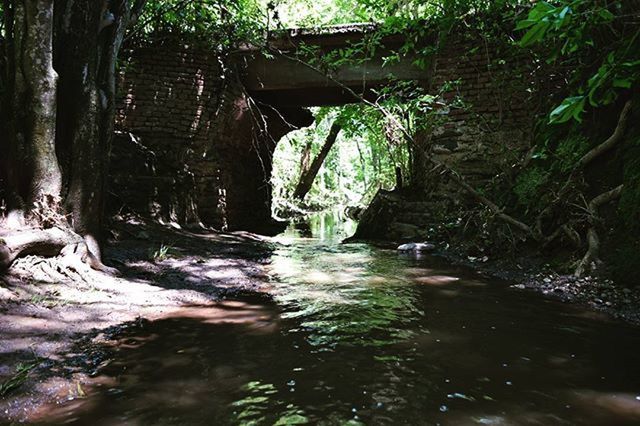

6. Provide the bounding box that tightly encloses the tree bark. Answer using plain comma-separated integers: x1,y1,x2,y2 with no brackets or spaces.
22,0,62,207
293,121,341,200
299,140,313,177
55,0,146,260
1,0,62,223
0,0,146,269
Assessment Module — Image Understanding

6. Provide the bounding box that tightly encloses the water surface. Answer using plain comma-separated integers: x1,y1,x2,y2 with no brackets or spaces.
52,212,640,425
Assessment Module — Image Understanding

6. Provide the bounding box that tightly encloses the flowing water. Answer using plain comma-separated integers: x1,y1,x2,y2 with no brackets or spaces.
52,212,640,425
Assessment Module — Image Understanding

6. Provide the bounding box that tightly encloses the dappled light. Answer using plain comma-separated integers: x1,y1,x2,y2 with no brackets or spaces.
7,213,640,425
1,0,640,424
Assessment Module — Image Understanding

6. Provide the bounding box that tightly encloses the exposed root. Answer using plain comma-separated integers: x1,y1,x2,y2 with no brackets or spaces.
0,226,118,275
574,185,624,277
536,100,632,236
0,227,82,271
61,241,119,276
443,168,536,238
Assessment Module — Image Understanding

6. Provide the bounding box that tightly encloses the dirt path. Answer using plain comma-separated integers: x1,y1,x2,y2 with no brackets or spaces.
0,220,275,423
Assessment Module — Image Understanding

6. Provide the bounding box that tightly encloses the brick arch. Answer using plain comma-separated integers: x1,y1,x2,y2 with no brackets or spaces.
113,28,551,233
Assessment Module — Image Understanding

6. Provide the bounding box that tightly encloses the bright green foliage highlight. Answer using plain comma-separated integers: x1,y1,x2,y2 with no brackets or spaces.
272,106,408,216
133,0,265,49
553,134,590,173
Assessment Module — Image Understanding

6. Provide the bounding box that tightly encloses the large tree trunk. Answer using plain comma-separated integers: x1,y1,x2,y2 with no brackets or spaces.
56,0,145,261
2,0,62,222
293,121,341,200
0,0,145,270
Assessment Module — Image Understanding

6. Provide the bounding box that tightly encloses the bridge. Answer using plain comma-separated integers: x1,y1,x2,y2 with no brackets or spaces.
238,24,430,108
115,24,532,234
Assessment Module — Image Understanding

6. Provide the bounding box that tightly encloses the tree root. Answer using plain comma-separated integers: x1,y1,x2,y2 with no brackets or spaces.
574,185,624,277
0,226,118,275
536,100,632,236
0,227,82,270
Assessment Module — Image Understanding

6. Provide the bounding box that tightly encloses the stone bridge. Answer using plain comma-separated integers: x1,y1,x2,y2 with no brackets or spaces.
113,25,541,234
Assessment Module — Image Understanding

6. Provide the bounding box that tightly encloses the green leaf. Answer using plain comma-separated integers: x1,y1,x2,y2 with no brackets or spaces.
515,19,536,31
520,21,551,47
598,8,615,22
613,78,633,89
528,2,555,20
549,96,586,124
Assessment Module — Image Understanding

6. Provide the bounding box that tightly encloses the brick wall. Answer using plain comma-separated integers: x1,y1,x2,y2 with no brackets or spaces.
112,41,312,233
408,36,559,213
113,42,227,228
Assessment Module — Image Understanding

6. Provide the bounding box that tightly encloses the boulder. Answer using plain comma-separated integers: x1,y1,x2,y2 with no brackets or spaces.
397,242,436,252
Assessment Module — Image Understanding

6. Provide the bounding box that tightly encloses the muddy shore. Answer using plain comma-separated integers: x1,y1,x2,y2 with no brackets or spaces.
0,220,275,423
430,247,640,326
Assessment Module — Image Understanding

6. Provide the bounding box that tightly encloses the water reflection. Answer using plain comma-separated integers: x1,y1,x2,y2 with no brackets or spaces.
43,211,640,425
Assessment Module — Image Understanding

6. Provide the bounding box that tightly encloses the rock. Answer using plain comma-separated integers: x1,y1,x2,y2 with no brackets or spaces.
344,206,364,220
397,242,435,252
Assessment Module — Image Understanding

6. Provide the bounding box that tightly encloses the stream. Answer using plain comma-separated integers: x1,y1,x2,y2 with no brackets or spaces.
52,212,640,425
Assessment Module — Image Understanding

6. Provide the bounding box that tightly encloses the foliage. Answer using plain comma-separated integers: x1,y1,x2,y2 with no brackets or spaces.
271,105,408,215
0,358,42,397
553,134,590,173
130,0,265,50
513,166,549,209
149,243,177,261
516,0,639,124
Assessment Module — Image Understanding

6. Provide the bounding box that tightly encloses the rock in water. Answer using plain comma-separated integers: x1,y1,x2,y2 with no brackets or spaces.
397,242,435,252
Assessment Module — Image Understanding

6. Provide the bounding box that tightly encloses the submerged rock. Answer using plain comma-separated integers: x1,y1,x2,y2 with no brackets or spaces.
397,242,435,252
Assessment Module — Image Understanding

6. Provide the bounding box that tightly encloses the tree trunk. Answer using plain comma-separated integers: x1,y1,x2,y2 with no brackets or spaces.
0,0,146,269
23,0,62,207
299,140,313,177
55,0,145,260
293,121,341,200
1,0,62,223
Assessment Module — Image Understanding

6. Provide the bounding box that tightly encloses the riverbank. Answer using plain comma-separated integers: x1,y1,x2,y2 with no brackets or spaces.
402,242,640,326
0,219,274,423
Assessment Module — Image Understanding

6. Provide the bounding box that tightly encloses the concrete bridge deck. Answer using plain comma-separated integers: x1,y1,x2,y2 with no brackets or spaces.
238,24,430,107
